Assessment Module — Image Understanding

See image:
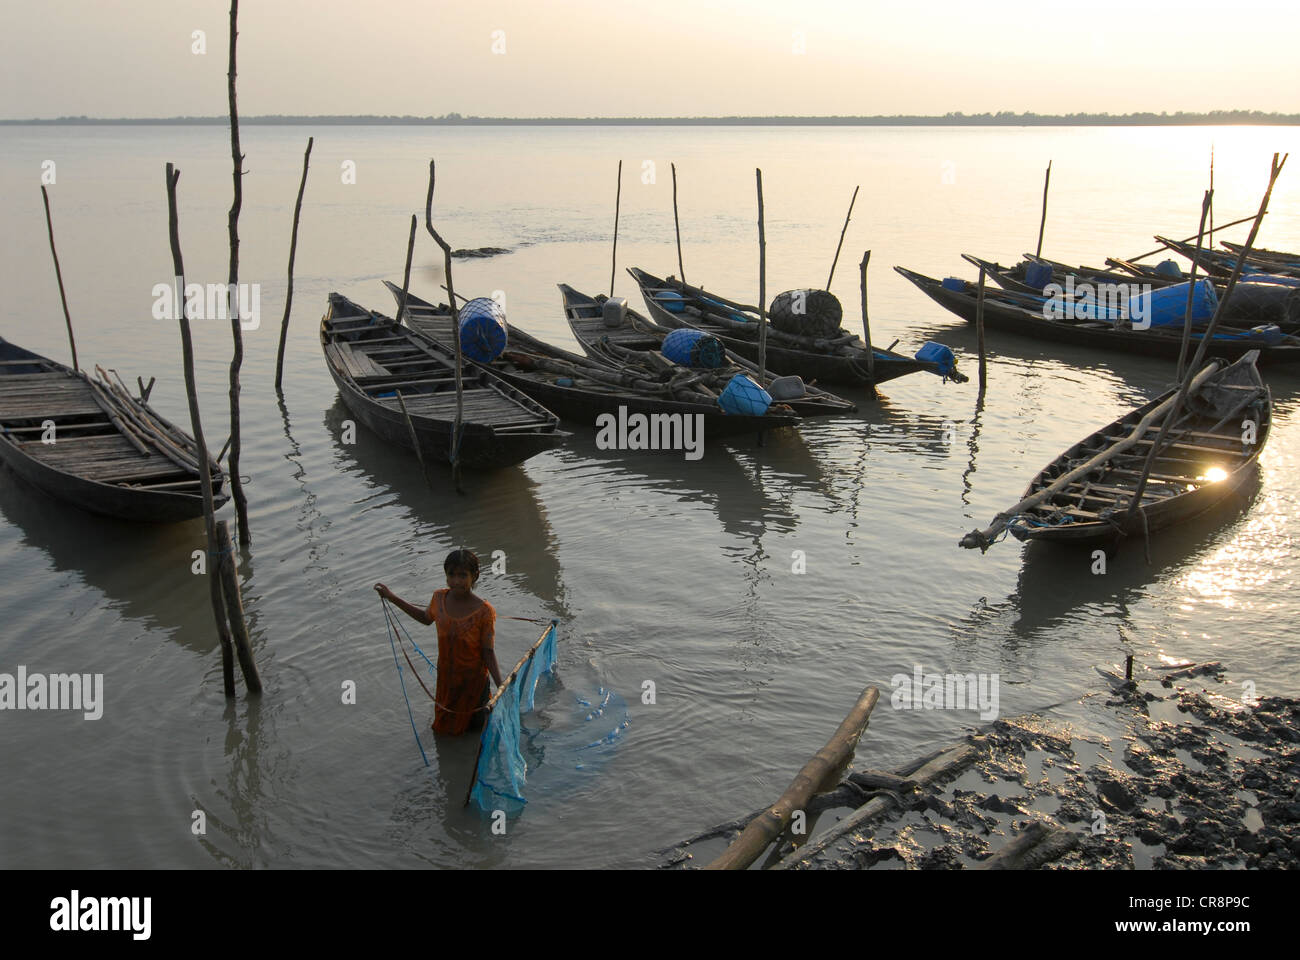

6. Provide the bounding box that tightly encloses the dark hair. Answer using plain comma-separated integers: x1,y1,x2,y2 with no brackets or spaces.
444,549,480,582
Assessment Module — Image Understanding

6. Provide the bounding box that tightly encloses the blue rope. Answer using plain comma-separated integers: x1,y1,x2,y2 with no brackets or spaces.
382,598,429,768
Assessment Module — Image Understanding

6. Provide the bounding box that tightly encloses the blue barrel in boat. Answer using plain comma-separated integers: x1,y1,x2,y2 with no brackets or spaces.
914,341,957,377
1023,261,1054,291
661,328,725,368
458,297,509,362
941,277,967,293
717,374,772,416
1127,279,1217,328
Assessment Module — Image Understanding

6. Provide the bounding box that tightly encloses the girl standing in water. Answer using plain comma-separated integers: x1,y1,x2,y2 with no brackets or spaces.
376,549,504,734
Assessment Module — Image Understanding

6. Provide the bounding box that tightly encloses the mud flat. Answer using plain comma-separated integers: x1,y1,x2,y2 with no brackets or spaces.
658,664,1300,870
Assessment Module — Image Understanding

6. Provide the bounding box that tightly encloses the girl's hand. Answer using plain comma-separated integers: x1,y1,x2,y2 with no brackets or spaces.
374,583,392,600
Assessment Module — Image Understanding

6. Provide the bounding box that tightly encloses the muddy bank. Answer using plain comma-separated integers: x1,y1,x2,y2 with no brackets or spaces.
659,665,1300,869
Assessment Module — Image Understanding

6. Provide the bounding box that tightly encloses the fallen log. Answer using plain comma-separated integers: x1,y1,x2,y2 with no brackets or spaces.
977,820,1078,870
705,686,880,870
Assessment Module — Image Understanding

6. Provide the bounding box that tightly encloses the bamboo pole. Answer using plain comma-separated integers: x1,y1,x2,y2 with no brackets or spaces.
773,743,975,869
610,160,622,298
274,135,313,393
423,159,464,494
396,214,416,328
39,186,78,372
216,520,261,693
1208,144,1215,251
395,391,430,483
1126,153,1287,527
165,163,236,698
705,685,880,870
858,251,874,385
827,185,859,290
1126,213,1260,263
671,162,685,284
975,265,988,394
225,0,251,548
755,168,767,384
1035,160,1051,258
1175,191,1213,383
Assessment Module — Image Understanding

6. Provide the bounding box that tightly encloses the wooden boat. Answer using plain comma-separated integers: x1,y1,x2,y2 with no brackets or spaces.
557,284,859,418
962,254,1300,332
321,293,567,470
894,265,1300,365
0,337,226,522
1158,236,1300,281
960,351,1270,549
627,267,965,387
1221,240,1300,268
382,282,804,438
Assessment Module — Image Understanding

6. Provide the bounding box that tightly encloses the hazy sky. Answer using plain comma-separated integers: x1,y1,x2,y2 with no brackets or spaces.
2,0,1297,119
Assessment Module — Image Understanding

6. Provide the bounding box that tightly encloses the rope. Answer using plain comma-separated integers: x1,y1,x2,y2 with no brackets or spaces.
380,596,501,718
381,596,428,767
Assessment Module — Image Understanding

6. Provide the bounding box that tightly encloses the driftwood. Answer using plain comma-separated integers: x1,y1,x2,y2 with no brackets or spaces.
225,0,251,548
958,359,1224,550
275,135,313,392
40,186,78,372
705,686,880,870
165,163,236,698
773,743,976,870
976,820,1078,870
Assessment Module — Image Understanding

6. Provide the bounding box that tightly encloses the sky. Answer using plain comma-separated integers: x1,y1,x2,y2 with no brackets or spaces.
1,0,1298,119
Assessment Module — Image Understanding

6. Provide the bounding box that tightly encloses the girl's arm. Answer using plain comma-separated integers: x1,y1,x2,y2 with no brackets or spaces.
374,583,433,626
485,647,503,688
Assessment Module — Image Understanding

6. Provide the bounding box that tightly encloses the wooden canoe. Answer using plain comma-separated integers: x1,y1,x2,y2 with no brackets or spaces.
894,265,1300,365
321,293,567,471
0,337,227,522
627,267,964,387
962,253,1300,333
382,281,803,438
558,283,858,418
968,351,1270,548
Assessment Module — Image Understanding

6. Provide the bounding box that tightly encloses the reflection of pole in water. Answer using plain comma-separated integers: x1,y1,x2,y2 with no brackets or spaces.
961,394,985,506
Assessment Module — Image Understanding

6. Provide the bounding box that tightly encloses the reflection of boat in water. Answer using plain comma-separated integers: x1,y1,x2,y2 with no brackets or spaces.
323,399,565,615
0,467,214,652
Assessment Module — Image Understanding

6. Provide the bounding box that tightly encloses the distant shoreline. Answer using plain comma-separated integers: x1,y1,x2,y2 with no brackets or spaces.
3,111,1299,126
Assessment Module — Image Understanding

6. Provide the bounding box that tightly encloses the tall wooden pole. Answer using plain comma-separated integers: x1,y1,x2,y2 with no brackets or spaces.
671,162,685,284
166,163,236,698
39,186,78,373
1175,190,1213,383
756,168,767,383
1126,214,1261,264
274,136,313,393
424,160,465,494
976,265,988,394
225,0,251,548
858,251,874,384
216,520,261,693
827,185,859,290
1035,160,1052,258
1127,153,1287,526
610,160,622,297
1208,144,1215,252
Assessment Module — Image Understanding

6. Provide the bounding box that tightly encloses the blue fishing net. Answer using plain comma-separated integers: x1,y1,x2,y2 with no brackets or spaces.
468,622,558,816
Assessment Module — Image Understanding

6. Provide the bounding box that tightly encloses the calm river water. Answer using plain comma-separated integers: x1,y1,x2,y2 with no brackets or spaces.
0,124,1297,868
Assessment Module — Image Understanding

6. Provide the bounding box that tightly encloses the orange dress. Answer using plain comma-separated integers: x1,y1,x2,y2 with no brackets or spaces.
427,589,496,735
